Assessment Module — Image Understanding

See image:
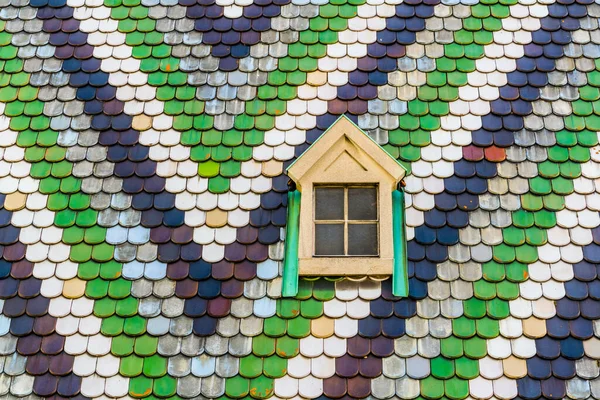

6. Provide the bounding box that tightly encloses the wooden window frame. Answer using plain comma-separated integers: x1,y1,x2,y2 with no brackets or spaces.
313,185,379,257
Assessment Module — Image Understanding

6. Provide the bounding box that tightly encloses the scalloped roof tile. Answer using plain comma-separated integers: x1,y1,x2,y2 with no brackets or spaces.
0,0,599,397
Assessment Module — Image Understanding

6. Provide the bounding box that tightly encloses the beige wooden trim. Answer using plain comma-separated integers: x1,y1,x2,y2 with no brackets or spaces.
298,258,394,275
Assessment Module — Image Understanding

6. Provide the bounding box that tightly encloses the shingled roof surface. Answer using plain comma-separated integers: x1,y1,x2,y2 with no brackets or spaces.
0,0,599,397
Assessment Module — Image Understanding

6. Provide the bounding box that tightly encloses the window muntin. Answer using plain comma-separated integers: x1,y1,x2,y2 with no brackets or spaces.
314,186,378,256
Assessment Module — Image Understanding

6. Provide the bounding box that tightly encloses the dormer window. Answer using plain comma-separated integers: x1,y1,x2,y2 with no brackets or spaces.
282,115,409,297
314,186,378,256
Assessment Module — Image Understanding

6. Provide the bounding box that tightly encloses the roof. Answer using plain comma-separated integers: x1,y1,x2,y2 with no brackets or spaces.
0,0,599,397
287,114,406,186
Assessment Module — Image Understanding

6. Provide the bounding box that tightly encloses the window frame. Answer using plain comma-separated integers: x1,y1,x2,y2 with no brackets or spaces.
284,115,407,278
313,184,380,257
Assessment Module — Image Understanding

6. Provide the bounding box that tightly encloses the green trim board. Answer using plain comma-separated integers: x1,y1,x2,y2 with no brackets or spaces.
282,190,300,297
392,189,409,297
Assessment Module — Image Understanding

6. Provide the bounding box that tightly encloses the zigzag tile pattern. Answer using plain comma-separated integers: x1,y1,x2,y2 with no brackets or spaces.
0,0,599,397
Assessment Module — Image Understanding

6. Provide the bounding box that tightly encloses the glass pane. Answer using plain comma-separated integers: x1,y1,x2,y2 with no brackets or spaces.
348,223,378,255
348,187,377,220
315,224,344,255
315,187,344,220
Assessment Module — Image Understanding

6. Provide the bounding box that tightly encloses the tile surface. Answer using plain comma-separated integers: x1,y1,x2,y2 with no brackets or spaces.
0,0,599,397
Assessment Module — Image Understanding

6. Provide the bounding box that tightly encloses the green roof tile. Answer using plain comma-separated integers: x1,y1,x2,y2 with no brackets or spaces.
312,279,335,301
124,315,147,336
505,262,529,283
454,357,479,380
134,335,158,357
101,315,124,336
300,298,323,319
121,355,144,377
143,355,167,378
473,280,496,300
94,297,116,318
249,375,274,399
263,356,287,379
129,376,153,398
463,298,486,319
421,376,444,399
286,316,310,338
452,317,476,339
482,262,504,282
463,336,487,359
226,376,250,398
444,377,469,400
496,281,519,300
441,336,464,359
264,317,286,338
275,336,299,358
486,298,510,319
431,357,455,379
240,355,263,379
153,375,177,397
476,318,499,338
253,335,276,357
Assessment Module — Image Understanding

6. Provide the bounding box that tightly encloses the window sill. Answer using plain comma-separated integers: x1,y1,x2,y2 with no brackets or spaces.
298,257,393,275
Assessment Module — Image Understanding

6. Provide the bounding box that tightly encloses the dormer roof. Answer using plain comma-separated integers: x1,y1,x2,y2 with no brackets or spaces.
287,115,407,188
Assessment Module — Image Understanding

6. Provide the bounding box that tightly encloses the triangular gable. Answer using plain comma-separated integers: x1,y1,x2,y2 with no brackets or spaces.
287,115,407,186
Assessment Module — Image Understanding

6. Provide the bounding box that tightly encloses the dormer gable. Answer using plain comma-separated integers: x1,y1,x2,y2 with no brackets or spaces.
287,115,407,190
